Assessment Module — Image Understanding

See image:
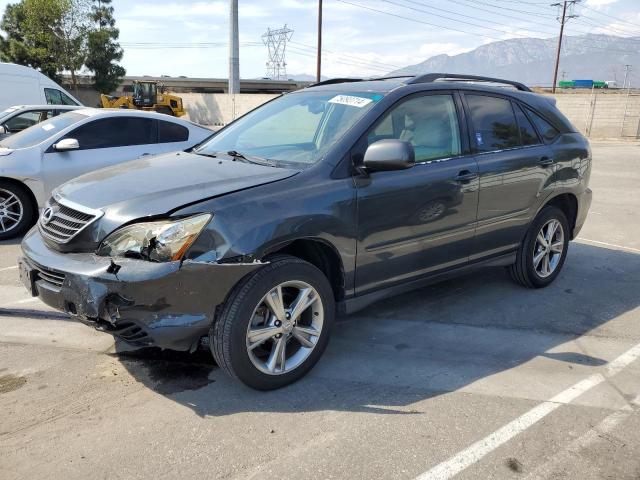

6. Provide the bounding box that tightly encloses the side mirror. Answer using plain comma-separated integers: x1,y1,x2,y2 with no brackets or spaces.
363,139,415,172
0,125,6,135
53,138,80,151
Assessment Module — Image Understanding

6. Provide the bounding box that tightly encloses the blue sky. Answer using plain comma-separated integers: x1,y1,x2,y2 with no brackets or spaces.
1,0,639,78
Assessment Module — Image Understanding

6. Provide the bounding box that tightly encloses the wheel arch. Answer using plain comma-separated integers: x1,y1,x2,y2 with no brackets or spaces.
543,193,578,239
262,238,346,301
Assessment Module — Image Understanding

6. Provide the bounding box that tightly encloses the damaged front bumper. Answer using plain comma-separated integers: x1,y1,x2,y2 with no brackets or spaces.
19,228,262,351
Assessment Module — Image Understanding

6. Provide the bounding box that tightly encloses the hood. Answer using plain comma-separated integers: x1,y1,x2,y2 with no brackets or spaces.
56,151,297,222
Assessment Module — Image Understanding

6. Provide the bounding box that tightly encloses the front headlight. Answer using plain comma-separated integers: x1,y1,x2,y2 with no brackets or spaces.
97,214,212,262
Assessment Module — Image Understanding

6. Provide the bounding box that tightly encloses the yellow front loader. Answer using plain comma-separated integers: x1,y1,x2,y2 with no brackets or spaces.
100,80,186,117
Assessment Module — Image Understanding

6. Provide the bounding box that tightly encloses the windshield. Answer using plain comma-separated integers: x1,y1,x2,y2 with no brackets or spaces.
0,112,87,150
194,90,384,167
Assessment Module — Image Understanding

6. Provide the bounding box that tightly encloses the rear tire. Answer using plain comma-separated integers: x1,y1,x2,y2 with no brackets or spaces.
210,255,335,390
0,181,35,240
509,206,570,288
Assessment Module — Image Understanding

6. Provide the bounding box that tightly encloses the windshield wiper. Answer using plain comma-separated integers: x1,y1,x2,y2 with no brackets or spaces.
224,150,276,167
193,151,218,159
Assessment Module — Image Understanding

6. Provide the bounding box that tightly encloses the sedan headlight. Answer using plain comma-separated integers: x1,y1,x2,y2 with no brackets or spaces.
97,214,212,262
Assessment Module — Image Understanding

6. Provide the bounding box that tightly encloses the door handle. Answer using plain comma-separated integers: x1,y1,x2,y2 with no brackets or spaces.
138,153,151,159
454,170,479,182
538,156,555,166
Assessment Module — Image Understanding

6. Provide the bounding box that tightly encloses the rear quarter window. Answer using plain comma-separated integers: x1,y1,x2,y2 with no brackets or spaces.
526,108,561,142
158,120,189,143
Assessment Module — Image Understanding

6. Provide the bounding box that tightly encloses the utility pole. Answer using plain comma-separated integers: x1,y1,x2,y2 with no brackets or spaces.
317,0,323,83
228,0,240,95
551,0,580,93
622,64,631,90
621,65,632,136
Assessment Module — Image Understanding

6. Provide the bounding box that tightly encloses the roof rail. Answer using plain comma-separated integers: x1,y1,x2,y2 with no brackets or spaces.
407,73,531,92
308,78,364,87
368,75,415,81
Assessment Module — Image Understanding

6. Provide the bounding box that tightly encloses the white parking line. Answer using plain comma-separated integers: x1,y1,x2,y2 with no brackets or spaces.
414,341,640,480
576,238,640,254
523,409,630,480
0,265,18,272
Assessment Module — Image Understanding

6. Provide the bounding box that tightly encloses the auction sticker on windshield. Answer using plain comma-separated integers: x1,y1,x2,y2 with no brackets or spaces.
328,95,373,108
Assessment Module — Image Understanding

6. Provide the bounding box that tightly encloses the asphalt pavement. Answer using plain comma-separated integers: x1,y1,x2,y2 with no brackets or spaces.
1,142,639,479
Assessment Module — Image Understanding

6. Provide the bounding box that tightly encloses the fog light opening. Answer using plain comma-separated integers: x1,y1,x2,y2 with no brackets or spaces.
65,302,77,315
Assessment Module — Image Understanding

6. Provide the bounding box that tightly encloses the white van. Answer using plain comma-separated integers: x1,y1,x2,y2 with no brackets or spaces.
0,63,82,111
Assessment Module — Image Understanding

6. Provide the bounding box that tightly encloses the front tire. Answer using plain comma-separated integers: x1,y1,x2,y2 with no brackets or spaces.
210,255,335,390
509,206,570,288
0,181,35,240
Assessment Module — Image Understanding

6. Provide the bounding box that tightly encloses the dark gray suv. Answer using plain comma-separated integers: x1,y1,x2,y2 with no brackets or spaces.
19,74,592,389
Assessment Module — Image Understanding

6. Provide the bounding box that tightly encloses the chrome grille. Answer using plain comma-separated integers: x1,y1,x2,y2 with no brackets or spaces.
39,196,102,244
32,263,66,288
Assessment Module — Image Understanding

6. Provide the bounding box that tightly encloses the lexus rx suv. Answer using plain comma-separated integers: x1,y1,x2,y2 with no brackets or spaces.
19,74,592,390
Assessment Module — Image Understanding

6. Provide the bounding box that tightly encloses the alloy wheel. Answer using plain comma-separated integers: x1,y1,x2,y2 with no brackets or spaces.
533,218,564,278
245,280,324,375
0,188,24,234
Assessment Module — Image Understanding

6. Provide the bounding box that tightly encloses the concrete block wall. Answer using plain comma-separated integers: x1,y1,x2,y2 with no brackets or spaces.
548,92,640,139
181,93,278,126
179,91,640,139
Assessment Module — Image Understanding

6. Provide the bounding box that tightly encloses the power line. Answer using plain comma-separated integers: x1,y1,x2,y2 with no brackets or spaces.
287,45,394,74
448,0,609,37
580,3,640,29
459,0,557,19
575,16,640,37
291,41,403,70
335,0,529,42
379,0,556,38
442,0,562,33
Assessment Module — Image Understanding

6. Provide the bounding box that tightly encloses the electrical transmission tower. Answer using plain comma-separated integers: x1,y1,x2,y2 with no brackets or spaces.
262,25,294,80
551,0,581,93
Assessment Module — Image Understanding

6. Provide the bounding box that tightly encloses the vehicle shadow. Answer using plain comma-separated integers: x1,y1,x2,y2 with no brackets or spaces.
113,242,640,417
0,236,23,246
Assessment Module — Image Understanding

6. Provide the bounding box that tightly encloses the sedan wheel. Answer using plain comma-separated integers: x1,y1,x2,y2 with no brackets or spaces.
0,182,34,240
0,188,24,235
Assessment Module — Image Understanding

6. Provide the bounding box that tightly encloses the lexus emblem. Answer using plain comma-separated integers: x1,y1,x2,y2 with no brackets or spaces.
41,207,56,225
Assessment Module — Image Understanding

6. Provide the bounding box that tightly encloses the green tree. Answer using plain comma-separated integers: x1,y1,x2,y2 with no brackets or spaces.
85,0,125,93
49,0,93,93
0,0,65,82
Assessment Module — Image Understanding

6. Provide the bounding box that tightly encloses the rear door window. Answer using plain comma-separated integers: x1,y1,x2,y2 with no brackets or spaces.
158,120,189,143
65,117,156,150
513,104,541,146
466,94,520,152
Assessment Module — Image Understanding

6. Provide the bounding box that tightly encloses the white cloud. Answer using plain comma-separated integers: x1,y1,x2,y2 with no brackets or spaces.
585,0,619,7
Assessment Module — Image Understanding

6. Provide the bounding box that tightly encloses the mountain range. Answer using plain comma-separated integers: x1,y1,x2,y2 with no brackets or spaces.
387,34,640,87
